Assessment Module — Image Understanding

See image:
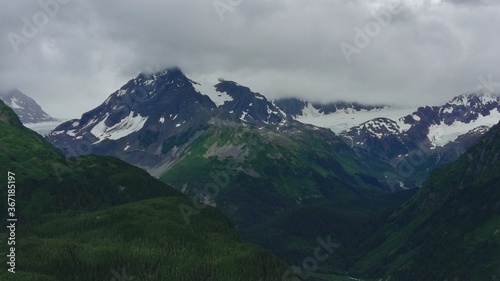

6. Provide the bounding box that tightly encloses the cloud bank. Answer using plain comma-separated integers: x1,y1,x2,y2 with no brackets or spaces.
1,0,499,117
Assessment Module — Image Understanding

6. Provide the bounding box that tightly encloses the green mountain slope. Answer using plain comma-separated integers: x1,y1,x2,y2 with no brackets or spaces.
0,100,24,127
0,101,288,280
0,197,288,281
354,122,500,280
159,124,392,227
0,101,179,221
239,190,417,276
158,122,414,278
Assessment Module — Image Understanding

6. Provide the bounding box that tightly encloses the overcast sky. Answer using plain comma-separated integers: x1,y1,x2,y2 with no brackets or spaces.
1,0,499,118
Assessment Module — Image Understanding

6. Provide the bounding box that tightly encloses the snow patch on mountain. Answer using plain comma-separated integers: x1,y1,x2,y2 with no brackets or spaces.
240,111,248,122
191,79,233,107
9,97,23,109
66,129,77,137
117,90,127,97
91,111,148,143
428,109,500,147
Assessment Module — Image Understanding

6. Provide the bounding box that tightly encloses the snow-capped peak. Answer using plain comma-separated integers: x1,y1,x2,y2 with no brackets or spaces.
448,92,499,107
351,118,402,139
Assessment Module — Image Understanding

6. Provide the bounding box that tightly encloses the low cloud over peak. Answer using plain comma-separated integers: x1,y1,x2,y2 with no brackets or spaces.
1,0,499,117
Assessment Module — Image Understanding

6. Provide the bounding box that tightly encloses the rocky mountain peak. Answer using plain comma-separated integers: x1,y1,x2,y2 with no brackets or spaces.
0,88,56,124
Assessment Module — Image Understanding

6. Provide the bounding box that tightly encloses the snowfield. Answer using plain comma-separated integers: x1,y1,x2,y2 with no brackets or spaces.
192,78,233,107
428,109,500,147
295,104,416,134
91,112,148,143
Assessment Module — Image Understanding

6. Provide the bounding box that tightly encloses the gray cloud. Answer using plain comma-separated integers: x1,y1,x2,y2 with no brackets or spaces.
443,0,497,5
0,0,499,118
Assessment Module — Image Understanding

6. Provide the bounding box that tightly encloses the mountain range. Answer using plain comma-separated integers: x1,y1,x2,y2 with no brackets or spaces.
45,68,394,228
45,67,500,193
277,93,500,187
2,67,500,280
